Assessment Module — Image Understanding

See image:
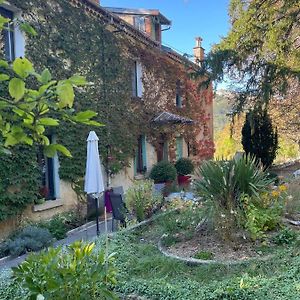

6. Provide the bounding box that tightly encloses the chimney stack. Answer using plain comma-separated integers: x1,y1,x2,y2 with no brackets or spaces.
193,37,204,65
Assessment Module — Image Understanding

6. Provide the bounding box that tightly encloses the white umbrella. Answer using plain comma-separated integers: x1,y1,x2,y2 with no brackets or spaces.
84,131,105,235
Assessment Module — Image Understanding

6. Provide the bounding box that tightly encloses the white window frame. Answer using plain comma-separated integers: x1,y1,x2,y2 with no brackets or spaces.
0,2,25,59
132,61,143,98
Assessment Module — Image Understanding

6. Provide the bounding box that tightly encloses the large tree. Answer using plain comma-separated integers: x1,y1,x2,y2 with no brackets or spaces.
205,0,300,112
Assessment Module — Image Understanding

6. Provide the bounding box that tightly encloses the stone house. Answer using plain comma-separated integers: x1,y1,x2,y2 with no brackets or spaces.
0,0,214,239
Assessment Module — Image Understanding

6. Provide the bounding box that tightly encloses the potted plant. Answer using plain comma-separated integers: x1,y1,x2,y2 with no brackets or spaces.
175,158,194,186
149,161,177,184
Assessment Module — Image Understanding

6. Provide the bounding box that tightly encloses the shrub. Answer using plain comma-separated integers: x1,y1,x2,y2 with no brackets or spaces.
242,107,278,168
195,156,273,210
12,241,117,300
149,161,177,183
6,226,53,257
125,180,163,222
272,228,297,245
175,158,194,176
195,156,277,239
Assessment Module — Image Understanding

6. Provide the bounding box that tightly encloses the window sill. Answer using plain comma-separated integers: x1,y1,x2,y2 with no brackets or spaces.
131,96,143,101
134,174,145,180
33,199,63,212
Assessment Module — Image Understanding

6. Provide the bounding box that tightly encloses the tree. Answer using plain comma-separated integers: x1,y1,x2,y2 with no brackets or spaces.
242,107,278,167
0,3,100,156
205,0,300,112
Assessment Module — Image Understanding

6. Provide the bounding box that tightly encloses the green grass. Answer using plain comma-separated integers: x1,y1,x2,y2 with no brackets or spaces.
103,211,300,300
1,210,300,299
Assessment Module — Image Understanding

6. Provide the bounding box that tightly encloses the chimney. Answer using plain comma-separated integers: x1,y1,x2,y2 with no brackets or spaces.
193,37,204,65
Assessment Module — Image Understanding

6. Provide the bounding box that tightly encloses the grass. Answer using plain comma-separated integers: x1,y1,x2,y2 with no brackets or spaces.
1,207,300,299
102,209,300,300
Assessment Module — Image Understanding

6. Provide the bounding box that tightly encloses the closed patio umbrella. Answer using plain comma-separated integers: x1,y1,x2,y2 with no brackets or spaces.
84,131,105,235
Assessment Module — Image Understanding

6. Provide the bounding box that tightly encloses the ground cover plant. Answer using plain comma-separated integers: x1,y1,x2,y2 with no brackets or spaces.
0,208,300,299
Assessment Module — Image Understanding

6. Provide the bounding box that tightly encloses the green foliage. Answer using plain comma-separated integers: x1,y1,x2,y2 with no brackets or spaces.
5,226,53,257
0,145,40,220
125,180,163,222
194,250,214,260
195,156,276,238
205,0,300,112
0,57,101,152
12,241,117,300
175,158,194,175
149,161,177,183
196,156,273,209
272,228,297,245
242,108,278,168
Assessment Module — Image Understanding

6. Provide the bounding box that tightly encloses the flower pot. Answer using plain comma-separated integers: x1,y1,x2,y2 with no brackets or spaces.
177,175,191,187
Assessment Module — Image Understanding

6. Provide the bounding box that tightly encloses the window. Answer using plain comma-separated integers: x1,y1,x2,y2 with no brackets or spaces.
0,7,15,61
176,80,183,108
133,16,146,32
132,61,143,98
135,135,147,174
157,141,168,162
176,137,183,160
37,136,60,201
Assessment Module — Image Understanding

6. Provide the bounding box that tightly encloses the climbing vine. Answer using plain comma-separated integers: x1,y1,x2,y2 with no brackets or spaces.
0,0,214,221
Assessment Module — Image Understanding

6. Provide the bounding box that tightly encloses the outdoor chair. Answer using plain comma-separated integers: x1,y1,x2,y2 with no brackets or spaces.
109,192,127,231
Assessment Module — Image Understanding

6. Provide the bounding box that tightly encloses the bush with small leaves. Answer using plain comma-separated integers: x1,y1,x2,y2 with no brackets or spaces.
7,226,53,257
149,161,177,183
12,241,117,300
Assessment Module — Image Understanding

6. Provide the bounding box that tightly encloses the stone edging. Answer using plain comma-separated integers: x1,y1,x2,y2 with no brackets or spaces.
157,234,274,266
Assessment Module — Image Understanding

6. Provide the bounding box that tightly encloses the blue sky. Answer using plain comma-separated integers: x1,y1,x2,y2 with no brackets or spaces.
101,0,230,56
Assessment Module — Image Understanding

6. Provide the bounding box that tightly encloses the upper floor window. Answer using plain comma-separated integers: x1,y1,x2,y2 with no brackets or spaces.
0,7,15,61
132,61,143,98
133,16,146,32
176,80,183,108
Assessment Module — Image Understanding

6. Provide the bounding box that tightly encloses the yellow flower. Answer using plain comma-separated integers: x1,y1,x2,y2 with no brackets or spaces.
271,190,280,197
278,185,287,192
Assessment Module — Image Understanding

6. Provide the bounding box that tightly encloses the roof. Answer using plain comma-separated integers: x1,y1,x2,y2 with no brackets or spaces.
152,112,194,125
104,7,171,25
73,0,198,68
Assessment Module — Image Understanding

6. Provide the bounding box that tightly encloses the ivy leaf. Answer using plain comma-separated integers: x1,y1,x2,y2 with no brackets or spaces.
40,68,52,84
57,81,74,108
69,75,87,86
44,144,72,158
9,78,25,101
13,57,34,79
38,118,59,126
0,74,9,81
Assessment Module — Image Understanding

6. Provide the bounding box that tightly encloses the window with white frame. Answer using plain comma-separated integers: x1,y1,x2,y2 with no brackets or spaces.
37,135,60,201
133,16,146,32
132,61,143,98
0,7,15,61
176,80,183,108
0,4,25,60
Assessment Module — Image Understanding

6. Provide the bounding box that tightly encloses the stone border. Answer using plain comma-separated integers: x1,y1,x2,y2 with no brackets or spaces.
158,234,274,266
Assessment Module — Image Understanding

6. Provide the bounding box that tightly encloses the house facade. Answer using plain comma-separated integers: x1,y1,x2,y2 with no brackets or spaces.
0,0,214,239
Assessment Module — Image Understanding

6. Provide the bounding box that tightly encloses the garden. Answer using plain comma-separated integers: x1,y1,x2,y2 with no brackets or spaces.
1,155,300,299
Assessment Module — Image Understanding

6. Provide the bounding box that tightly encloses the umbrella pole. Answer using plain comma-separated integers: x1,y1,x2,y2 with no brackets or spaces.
95,196,100,236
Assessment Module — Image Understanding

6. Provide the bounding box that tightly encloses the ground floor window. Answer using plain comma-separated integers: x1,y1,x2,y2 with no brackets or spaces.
157,141,169,162
135,135,147,174
37,136,60,200
176,137,183,160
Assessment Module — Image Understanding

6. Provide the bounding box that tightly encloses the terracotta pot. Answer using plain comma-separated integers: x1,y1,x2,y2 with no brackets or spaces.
177,175,191,187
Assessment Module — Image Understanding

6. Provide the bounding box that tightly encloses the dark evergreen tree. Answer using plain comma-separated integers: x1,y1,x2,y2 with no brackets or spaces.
242,107,278,168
